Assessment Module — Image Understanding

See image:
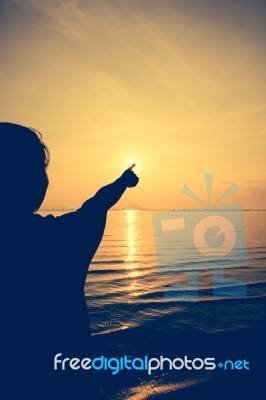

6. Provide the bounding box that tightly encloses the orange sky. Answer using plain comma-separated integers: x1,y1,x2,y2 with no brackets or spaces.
1,0,265,209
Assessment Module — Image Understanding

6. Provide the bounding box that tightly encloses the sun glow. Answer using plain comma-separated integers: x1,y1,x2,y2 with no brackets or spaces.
124,210,143,300
125,210,137,264
121,158,141,174
1,1,265,209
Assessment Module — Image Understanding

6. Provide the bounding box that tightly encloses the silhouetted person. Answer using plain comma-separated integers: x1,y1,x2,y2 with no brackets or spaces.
1,122,139,398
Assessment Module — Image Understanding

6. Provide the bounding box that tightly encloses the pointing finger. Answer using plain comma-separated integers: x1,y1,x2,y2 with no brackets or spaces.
128,163,136,170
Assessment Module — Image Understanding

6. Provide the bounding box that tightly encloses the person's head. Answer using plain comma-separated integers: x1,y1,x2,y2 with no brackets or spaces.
0,122,49,213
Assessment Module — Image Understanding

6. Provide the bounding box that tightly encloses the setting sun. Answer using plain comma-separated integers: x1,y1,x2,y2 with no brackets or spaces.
1,0,265,210
121,159,140,173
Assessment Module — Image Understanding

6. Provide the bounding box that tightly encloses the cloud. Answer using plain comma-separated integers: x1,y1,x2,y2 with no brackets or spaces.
9,0,86,40
1,0,266,208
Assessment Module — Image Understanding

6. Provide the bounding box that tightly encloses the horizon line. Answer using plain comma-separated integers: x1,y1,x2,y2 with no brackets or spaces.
39,207,266,212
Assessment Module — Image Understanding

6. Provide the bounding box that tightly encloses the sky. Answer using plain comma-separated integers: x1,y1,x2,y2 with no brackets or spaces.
1,0,265,209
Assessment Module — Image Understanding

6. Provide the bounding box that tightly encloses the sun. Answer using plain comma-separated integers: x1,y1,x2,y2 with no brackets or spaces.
121,157,141,173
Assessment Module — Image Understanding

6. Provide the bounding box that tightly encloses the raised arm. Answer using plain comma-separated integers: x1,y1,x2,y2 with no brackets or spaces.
81,164,139,211
43,165,138,269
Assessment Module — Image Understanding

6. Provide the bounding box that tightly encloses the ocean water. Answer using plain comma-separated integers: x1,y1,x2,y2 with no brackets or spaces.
40,209,266,398
86,210,266,336
84,210,266,399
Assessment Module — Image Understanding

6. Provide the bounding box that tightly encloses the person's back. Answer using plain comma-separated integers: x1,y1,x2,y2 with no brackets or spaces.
1,123,139,398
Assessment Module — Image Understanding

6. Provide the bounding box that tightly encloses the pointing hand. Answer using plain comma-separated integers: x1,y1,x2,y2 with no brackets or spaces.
121,164,139,188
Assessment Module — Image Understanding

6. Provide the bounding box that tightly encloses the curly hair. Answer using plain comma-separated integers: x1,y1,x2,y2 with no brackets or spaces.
0,122,50,212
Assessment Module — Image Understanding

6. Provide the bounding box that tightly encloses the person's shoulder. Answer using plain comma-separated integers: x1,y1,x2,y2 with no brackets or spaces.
35,211,79,226
33,213,56,224
35,212,54,219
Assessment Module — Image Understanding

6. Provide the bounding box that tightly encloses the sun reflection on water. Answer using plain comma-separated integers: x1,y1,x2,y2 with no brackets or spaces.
125,210,137,263
125,210,142,300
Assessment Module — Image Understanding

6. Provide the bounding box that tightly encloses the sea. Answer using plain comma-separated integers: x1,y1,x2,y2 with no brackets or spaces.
40,209,266,399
